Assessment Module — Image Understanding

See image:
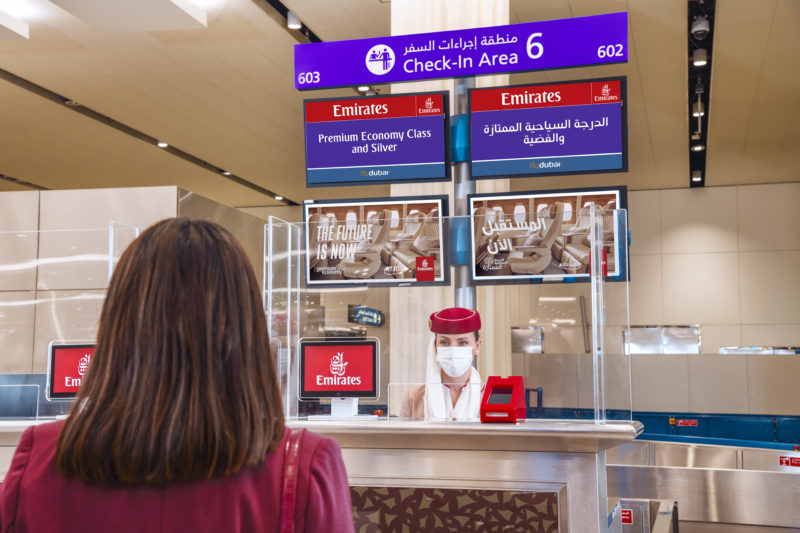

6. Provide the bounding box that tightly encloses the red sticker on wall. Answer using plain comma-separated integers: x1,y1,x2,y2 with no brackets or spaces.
620,509,633,524
779,456,800,468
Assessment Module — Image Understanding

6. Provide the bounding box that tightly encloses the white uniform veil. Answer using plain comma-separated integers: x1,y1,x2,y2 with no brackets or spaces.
422,335,482,420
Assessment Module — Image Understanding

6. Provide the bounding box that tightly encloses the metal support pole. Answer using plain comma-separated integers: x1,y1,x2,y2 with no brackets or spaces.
453,77,476,310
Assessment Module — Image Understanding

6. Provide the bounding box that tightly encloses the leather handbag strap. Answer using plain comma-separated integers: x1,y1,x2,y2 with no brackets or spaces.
280,428,305,533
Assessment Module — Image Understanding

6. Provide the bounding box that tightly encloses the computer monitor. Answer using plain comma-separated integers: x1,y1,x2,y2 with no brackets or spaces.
46,342,95,401
298,339,378,401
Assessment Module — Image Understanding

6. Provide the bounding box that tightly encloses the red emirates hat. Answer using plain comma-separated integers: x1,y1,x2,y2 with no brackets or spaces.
428,307,481,334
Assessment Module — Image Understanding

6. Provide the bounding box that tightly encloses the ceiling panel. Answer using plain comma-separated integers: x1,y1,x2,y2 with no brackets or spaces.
707,0,800,186
0,0,796,210
0,77,276,205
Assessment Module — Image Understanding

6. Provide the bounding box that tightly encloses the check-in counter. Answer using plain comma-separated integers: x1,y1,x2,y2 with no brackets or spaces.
290,419,642,532
1,419,640,532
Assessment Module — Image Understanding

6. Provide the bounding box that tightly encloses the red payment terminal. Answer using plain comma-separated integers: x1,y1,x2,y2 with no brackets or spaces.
480,376,526,423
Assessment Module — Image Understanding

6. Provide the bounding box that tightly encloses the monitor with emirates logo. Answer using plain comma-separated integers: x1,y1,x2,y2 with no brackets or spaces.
304,91,451,187
46,342,95,401
298,339,379,400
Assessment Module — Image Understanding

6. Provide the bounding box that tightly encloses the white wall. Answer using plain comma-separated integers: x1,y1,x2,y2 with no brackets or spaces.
628,182,800,351
625,182,800,414
502,182,800,415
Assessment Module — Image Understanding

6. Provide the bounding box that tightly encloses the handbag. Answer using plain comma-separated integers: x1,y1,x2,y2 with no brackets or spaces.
280,428,306,533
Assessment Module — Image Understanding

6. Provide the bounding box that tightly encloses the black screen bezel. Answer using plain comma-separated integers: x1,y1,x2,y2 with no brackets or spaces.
47,343,95,400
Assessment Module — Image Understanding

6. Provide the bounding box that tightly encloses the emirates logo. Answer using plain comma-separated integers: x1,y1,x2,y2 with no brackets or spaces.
601,84,611,97
77,354,91,376
329,352,348,376
425,97,433,109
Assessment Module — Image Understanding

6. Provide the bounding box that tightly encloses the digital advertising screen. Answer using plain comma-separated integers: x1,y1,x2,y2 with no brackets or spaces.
469,77,628,179
299,340,378,400
303,195,448,287
304,91,450,187
469,186,628,284
47,343,95,400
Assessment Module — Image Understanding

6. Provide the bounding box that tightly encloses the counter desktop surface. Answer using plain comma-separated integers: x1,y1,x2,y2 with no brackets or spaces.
290,417,643,532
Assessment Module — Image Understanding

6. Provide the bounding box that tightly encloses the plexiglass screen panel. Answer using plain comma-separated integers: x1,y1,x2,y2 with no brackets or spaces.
266,210,631,423
0,225,140,419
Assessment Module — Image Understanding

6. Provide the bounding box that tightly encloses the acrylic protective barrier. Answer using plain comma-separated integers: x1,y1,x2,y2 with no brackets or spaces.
265,209,631,423
0,222,139,419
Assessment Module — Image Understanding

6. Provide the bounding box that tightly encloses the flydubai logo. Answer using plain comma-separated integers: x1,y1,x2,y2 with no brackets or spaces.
316,352,362,386
366,45,395,75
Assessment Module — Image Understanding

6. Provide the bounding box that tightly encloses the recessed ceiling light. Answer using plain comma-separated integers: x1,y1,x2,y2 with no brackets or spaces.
692,101,704,117
692,48,708,67
691,144,705,152
157,141,168,148
275,195,284,201
357,85,370,93
287,11,301,30
222,171,231,176
691,170,703,182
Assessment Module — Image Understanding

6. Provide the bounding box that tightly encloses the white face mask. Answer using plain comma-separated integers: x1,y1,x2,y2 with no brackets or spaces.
436,346,474,378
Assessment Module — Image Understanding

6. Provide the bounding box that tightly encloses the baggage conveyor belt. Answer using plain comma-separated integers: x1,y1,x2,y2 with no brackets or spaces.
608,438,800,529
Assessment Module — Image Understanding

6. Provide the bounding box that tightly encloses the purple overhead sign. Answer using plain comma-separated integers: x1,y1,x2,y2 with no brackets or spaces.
294,12,628,90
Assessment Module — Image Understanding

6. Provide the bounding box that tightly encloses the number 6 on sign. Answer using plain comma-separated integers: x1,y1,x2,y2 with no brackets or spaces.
526,33,543,59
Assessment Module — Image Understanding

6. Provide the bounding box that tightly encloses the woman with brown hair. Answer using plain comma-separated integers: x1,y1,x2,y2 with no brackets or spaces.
0,219,354,533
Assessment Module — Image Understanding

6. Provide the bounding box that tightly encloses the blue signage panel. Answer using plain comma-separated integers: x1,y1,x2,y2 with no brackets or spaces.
348,305,385,327
469,77,628,179
304,92,450,187
295,12,627,90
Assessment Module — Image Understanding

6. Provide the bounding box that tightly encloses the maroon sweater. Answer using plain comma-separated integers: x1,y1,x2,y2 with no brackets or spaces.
1,421,354,533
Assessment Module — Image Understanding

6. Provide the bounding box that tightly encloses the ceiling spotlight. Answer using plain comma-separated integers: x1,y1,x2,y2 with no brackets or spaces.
691,15,710,40
222,171,231,176
692,48,708,67
287,11,301,30
691,144,705,152
691,170,703,182
275,195,284,201
357,85,370,93
692,100,705,117
157,141,169,148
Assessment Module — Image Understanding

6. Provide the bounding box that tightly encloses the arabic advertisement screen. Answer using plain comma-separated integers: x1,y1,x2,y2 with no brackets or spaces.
304,92,450,187
49,344,95,399
468,186,628,284
300,341,378,399
469,77,627,179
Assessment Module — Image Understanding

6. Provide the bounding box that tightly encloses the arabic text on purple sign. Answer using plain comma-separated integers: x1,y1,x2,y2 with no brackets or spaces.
294,12,627,90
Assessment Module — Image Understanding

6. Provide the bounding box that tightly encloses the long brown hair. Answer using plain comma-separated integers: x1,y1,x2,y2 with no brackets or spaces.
56,218,284,487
